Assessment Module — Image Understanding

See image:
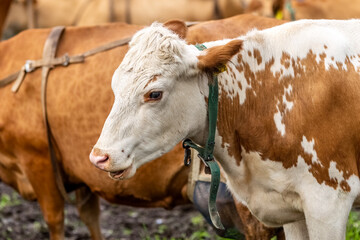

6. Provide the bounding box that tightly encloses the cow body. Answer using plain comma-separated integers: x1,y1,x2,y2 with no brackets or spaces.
283,0,360,20
213,19,360,230
91,19,360,239
0,0,11,37
0,15,285,240
2,0,246,38
247,0,360,20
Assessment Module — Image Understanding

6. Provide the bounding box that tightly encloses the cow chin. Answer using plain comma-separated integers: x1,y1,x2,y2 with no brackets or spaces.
108,164,136,180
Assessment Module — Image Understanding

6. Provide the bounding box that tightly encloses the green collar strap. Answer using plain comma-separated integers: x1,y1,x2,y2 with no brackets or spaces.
286,0,296,21
183,43,224,230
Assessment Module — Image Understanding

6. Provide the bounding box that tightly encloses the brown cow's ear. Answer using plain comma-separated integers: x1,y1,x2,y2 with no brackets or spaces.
163,20,187,39
197,40,243,72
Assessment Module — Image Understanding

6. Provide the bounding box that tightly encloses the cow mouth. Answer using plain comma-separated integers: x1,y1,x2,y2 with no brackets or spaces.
108,165,133,180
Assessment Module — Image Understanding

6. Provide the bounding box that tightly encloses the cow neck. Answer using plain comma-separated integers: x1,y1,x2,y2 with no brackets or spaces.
182,43,225,231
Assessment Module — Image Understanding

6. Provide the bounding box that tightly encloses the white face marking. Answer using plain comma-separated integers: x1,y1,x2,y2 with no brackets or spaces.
92,23,208,176
301,136,322,166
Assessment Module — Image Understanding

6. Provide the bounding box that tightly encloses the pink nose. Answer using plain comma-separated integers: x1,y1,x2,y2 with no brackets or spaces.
89,150,109,170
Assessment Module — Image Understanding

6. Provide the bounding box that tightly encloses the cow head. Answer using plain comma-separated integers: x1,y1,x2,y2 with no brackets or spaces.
89,20,242,180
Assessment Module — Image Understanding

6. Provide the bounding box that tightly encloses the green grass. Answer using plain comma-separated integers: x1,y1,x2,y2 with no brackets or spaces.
1,190,359,240
347,211,360,240
139,214,238,240
0,193,21,210
139,211,360,240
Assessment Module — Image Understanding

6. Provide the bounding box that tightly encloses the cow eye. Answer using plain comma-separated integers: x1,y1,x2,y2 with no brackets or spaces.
144,91,163,102
149,92,162,99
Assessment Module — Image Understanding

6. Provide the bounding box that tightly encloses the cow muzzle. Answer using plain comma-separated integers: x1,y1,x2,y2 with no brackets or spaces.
89,148,135,179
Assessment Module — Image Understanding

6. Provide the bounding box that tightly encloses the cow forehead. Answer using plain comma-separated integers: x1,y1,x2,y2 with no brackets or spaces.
120,23,187,73
111,23,196,95
111,68,166,100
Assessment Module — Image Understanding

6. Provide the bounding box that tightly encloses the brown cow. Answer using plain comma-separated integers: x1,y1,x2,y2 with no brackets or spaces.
245,0,360,20
0,15,285,240
0,0,11,37
90,17,360,240
282,0,360,20
2,0,246,38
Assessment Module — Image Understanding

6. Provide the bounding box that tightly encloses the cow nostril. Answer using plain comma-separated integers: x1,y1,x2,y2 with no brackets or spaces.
89,151,110,167
97,155,109,164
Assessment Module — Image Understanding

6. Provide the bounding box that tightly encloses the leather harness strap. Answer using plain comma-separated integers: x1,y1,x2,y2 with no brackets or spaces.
108,0,115,22
70,0,93,26
40,26,72,203
125,0,131,24
213,0,222,19
26,0,35,29
11,54,85,92
2,36,132,92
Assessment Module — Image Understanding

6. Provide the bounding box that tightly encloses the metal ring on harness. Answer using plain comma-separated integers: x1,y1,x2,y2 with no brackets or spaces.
25,60,35,73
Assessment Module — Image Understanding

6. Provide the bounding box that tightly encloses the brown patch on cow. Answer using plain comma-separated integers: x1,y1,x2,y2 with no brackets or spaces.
253,49,262,65
237,81,243,91
248,50,252,57
92,148,105,157
198,40,243,72
340,180,351,192
143,75,159,89
227,66,236,80
242,59,256,85
236,54,244,74
281,52,291,69
217,48,360,192
163,20,187,39
319,52,326,61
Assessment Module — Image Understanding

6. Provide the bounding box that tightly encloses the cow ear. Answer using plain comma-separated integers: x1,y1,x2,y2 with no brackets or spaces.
197,40,243,72
163,20,187,39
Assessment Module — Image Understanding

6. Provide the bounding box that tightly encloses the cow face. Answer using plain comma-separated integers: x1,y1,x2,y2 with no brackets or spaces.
89,20,242,180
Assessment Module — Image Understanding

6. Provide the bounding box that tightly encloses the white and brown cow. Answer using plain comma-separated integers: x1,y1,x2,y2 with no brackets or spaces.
90,19,360,239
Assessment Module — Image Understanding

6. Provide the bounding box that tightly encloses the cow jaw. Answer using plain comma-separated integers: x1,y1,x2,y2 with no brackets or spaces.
109,163,135,180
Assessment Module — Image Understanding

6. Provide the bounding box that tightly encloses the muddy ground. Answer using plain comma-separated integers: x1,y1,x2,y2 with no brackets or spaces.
0,182,220,240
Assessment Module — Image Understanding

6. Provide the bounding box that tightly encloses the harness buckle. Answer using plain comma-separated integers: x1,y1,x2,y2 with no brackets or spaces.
197,154,214,174
62,54,70,66
182,140,192,166
24,60,35,73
